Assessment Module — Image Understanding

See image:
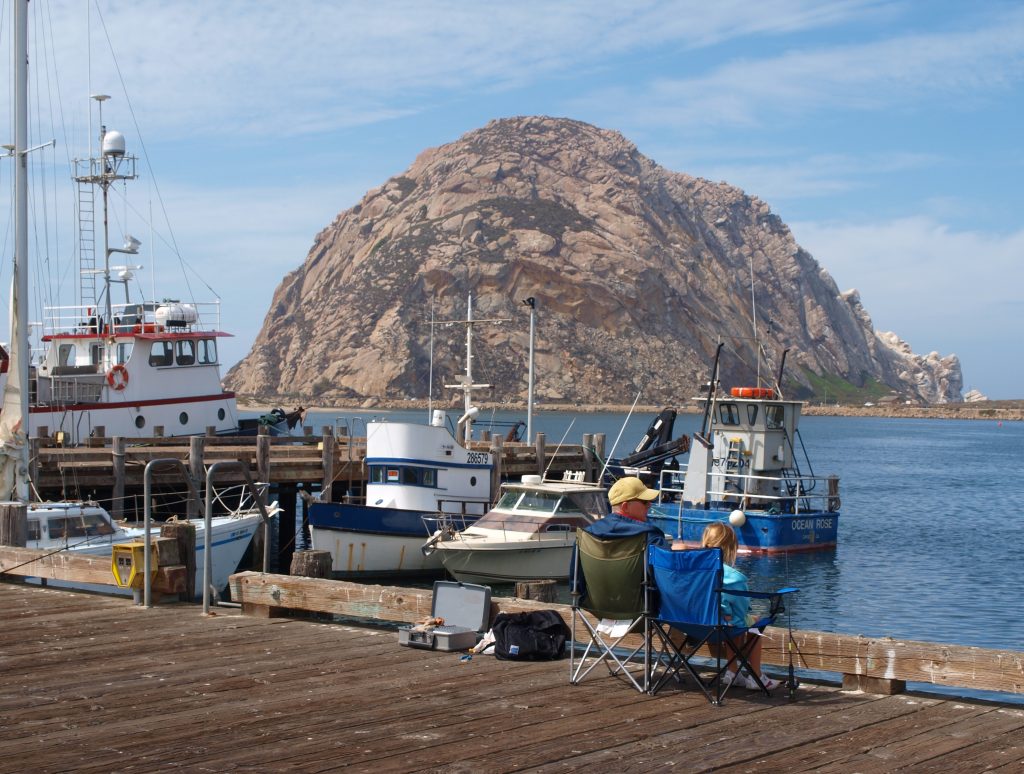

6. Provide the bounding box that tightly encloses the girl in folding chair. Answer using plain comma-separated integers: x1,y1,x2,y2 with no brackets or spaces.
702,523,781,691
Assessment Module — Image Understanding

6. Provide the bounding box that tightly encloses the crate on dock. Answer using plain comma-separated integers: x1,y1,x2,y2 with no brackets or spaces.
398,581,491,651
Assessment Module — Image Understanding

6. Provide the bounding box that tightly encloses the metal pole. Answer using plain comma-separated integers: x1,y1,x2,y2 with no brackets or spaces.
143,458,201,608
522,297,536,441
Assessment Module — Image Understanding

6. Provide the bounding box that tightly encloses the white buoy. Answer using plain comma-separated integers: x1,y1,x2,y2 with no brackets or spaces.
729,509,746,527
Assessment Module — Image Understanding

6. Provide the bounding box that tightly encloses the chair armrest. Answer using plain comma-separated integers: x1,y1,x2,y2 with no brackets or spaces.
714,587,799,599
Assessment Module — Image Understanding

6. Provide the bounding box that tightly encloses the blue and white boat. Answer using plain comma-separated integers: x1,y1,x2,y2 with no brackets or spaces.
644,380,841,553
307,411,493,577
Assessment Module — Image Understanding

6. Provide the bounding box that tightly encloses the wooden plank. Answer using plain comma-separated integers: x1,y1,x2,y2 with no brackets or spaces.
229,572,1024,696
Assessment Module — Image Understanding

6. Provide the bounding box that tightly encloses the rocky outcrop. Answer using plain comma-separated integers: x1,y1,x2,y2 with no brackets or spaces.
226,116,962,405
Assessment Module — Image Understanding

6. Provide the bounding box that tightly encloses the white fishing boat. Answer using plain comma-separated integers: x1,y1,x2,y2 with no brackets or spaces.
0,0,273,599
26,499,274,597
0,12,294,445
307,293,506,577
424,475,608,584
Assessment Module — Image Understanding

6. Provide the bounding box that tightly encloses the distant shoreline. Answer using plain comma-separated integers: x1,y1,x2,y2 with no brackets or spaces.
236,397,1024,422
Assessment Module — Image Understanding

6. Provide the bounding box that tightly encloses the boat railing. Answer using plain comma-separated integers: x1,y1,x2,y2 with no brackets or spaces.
41,300,224,337
658,468,839,514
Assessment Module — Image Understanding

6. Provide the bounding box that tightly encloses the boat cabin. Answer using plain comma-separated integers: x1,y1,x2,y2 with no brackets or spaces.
472,476,608,534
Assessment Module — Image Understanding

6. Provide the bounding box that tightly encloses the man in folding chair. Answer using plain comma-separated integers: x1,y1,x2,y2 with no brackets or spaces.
568,477,664,692
647,532,797,705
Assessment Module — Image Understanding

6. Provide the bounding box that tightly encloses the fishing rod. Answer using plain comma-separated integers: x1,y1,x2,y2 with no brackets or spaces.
542,418,576,481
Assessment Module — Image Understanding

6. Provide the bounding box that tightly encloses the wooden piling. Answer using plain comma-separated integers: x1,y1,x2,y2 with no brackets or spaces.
489,435,503,500
535,432,546,477
188,436,204,520
112,437,126,521
515,579,558,603
0,502,27,547
289,549,332,578
321,426,335,502
582,433,595,482
160,520,197,601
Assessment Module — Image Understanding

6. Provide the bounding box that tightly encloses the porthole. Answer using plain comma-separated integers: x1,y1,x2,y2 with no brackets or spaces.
470,476,477,486
179,412,189,425
135,415,146,429
217,408,226,421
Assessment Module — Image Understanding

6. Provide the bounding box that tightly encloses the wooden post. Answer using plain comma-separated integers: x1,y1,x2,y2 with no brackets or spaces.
112,437,126,521
489,435,503,503
205,425,216,437
582,433,595,482
89,426,106,448
515,579,558,603
188,436,205,520
0,502,27,547
277,484,297,572
535,432,546,477
161,521,197,601
321,426,335,502
257,431,271,486
153,426,164,438
594,433,606,478
289,549,332,578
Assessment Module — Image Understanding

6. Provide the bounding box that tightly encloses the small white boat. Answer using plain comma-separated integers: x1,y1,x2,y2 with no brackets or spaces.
424,475,608,584
26,500,274,597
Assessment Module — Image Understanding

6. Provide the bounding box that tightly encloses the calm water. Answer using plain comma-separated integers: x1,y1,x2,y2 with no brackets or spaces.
299,407,1024,653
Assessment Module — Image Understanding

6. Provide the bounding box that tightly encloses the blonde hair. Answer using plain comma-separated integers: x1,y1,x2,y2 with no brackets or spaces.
701,522,738,565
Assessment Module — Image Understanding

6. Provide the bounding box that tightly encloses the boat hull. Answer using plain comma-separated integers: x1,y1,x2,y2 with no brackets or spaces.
647,504,839,553
308,502,472,578
435,538,576,584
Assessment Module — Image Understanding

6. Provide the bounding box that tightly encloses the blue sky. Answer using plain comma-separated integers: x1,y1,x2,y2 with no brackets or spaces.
3,0,1023,398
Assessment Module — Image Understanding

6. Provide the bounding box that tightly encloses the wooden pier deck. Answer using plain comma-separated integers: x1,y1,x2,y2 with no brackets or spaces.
2,582,1022,772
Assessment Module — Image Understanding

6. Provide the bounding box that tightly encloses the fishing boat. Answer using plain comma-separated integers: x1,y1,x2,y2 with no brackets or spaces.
26,499,274,597
643,346,841,553
308,411,493,577
0,28,294,444
308,294,505,577
423,474,608,584
0,0,273,598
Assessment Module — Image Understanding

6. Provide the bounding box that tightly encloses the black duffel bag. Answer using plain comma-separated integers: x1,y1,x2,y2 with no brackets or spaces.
492,610,571,661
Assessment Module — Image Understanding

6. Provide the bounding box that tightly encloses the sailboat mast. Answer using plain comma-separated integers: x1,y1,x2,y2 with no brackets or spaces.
9,0,31,501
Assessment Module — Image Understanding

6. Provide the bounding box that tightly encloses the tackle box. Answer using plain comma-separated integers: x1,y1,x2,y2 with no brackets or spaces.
398,581,492,651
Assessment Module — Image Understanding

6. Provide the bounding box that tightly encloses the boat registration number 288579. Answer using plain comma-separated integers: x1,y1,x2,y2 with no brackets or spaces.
792,517,834,531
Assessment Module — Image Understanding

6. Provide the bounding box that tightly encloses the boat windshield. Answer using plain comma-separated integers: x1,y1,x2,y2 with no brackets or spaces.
46,513,116,540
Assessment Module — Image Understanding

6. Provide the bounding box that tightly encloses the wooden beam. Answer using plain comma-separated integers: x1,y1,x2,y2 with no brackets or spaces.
228,572,1024,696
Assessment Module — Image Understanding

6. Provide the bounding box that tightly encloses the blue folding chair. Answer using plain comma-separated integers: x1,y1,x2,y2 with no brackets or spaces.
647,545,798,704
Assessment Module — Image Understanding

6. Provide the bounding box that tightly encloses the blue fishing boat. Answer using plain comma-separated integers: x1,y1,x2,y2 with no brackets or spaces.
639,347,841,553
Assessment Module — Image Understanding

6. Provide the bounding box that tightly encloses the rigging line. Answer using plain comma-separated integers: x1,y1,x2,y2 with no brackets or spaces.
90,1,212,304
599,388,642,482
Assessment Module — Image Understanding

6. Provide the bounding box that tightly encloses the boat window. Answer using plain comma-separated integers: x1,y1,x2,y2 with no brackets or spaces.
58,344,75,367
116,342,133,364
89,343,103,365
176,339,196,366
718,403,740,426
369,466,385,483
149,341,174,367
495,491,521,510
47,513,116,539
544,524,573,532
197,338,218,364
747,405,759,425
765,404,785,429
422,469,436,487
27,520,40,541
562,491,609,518
402,467,418,485
516,491,561,513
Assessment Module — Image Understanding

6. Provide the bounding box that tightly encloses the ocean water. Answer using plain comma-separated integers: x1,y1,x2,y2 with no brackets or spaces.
299,407,1024,653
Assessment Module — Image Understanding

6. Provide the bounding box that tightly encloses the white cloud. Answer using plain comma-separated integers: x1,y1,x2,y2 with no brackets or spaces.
790,216,1024,396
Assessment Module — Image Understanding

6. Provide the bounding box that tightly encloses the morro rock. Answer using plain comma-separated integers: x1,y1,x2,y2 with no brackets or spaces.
226,116,962,406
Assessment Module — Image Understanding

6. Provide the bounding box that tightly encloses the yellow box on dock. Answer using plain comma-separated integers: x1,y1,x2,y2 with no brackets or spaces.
111,542,157,589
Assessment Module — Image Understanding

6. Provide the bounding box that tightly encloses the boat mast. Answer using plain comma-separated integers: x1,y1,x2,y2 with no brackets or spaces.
0,0,32,502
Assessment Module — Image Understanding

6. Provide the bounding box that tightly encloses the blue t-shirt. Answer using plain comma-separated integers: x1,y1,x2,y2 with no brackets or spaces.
720,563,750,627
